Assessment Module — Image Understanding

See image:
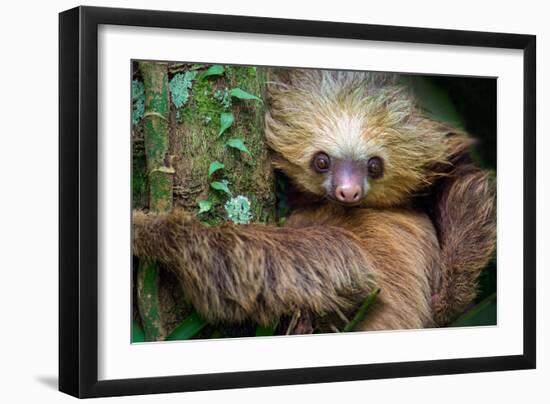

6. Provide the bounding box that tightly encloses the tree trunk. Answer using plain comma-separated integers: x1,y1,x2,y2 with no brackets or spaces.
132,63,276,340
136,61,173,341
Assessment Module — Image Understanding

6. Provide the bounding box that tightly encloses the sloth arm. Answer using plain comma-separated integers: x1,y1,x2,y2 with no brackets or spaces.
133,205,440,330
133,208,376,325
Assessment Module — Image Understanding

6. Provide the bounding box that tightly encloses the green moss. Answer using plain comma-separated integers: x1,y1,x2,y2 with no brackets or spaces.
143,118,169,167
149,170,173,213
141,64,169,118
132,80,145,124
137,259,166,341
173,64,275,224
140,62,170,170
132,144,148,208
214,87,232,109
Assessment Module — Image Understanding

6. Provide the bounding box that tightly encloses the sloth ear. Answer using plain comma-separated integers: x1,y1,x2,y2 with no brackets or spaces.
425,128,476,175
265,68,308,95
265,68,303,86
265,68,303,106
266,67,292,84
444,131,476,166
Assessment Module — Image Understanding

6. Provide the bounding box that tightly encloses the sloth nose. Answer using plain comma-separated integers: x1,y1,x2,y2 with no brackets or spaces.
335,184,362,204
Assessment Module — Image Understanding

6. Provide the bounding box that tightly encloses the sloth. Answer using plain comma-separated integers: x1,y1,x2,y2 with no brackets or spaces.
133,69,496,332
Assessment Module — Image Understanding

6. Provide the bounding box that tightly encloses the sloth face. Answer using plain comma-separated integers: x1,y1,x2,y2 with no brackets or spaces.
265,69,453,208
310,151,384,206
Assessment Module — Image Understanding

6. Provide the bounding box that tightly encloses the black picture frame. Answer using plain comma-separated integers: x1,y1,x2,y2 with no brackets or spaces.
59,5,536,398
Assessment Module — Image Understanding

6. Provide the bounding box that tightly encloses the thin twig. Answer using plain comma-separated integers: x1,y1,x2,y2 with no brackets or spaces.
285,310,301,335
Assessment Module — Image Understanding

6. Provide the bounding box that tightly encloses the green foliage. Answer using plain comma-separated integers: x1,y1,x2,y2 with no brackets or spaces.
131,79,145,124
218,111,234,137
409,75,497,326
255,323,276,336
229,87,262,102
175,63,273,227
210,179,231,195
180,70,225,128
132,320,145,343
197,199,213,214
165,312,208,341
225,195,253,224
208,161,225,177
451,293,497,327
214,87,232,109
343,288,381,332
169,71,197,108
137,259,164,341
132,146,148,208
226,138,251,155
203,64,225,78
214,87,233,110
403,76,462,128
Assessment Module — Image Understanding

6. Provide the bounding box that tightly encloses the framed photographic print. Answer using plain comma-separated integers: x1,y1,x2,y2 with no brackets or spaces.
59,6,536,398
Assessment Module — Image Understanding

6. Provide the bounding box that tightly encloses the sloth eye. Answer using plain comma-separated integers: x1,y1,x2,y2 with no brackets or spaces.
312,152,330,173
367,156,384,179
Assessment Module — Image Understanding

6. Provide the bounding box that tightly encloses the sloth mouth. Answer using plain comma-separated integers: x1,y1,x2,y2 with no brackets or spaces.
325,195,364,207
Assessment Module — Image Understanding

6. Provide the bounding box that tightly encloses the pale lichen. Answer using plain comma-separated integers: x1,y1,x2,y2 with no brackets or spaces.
225,195,253,224
169,71,197,108
132,79,145,124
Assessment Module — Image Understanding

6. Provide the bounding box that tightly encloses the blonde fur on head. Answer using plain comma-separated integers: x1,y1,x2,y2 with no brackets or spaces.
265,69,467,207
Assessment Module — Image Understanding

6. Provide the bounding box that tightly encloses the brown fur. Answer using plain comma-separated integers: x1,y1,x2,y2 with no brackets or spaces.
133,69,496,331
134,205,439,329
431,165,496,325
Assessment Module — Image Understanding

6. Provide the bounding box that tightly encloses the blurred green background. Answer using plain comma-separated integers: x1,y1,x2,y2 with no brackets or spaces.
406,74,497,327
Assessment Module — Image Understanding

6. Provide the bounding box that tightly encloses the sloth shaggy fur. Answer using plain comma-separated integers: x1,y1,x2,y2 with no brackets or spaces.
133,69,496,331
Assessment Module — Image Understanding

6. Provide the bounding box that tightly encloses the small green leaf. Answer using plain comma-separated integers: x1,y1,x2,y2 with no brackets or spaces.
210,180,231,195
208,161,225,177
203,64,225,78
229,87,262,102
197,199,213,214
165,312,208,341
343,288,381,332
451,293,497,327
218,112,234,137
132,320,145,343
226,138,251,156
255,323,277,337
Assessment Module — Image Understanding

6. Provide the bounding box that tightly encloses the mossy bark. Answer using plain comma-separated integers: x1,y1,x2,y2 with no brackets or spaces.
136,61,173,341
171,65,276,225
133,63,277,340
141,61,174,213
